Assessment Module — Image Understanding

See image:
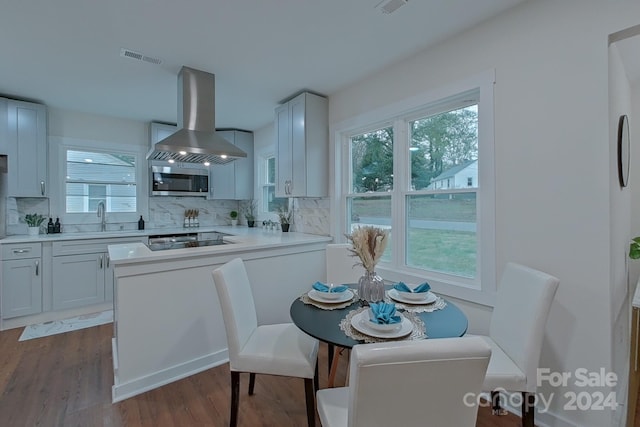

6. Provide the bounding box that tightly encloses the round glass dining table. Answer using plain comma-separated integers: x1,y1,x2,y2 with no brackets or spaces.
289,285,468,349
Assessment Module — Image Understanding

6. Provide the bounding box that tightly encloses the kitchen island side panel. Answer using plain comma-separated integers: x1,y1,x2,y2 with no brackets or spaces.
112,245,326,402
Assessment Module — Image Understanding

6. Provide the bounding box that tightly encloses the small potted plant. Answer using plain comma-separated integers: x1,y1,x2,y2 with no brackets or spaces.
229,210,238,226
630,237,640,259
24,213,46,236
277,205,293,232
243,199,257,228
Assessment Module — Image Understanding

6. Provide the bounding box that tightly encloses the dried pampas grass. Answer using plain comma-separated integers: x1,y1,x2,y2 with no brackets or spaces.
346,226,389,273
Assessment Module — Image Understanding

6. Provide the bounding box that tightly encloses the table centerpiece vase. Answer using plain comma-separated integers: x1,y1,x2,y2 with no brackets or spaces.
347,225,389,305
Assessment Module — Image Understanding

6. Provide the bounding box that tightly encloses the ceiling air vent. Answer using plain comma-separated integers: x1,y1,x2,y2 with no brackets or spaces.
120,48,162,65
375,0,408,14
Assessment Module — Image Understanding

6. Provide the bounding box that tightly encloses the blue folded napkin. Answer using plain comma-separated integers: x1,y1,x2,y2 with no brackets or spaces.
312,281,349,293
369,302,401,325
392,281,431,293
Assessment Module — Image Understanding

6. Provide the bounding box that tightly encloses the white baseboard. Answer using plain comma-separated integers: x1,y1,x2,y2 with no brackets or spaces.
112,349,229,403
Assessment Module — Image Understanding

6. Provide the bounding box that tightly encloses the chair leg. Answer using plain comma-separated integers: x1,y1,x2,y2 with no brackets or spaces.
491,390,507,415
304,377,316,427
522,392,535,427
328,343,334,374
230,371,240,427
314,362,319,392
248,372,256,395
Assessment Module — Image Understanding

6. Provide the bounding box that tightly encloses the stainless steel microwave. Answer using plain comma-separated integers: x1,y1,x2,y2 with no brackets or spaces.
150,165,209,196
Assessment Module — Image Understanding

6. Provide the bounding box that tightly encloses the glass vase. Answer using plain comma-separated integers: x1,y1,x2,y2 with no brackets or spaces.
358,270,384,305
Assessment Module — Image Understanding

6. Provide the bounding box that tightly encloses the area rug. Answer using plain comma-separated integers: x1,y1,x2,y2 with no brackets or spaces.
18,309,113,341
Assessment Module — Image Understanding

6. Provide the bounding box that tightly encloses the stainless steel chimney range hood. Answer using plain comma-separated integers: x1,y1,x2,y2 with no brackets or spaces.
146,66,247,165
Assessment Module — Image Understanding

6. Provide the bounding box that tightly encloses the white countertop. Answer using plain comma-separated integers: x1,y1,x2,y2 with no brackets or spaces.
108,226,332,265
0,225,250,244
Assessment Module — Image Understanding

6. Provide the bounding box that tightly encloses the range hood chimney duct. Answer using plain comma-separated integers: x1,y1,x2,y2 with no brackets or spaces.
146,66,246,164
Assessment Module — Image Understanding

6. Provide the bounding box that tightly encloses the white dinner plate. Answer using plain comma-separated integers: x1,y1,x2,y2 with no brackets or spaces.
308,289,354,304
388,289,437,305
350,311,413,339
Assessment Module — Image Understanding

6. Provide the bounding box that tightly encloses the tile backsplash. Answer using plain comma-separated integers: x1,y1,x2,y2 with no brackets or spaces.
292,198,330,236
7,196,331,236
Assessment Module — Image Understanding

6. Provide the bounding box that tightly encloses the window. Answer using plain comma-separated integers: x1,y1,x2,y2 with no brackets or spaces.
66,150,137,213
262,156,288,213
339,71,495,304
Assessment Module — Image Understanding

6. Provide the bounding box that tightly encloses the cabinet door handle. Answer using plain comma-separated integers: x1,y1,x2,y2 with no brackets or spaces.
35,260,39,276
40,181,45,196
13,248,30,254
106,255,110,268
99,255,103,269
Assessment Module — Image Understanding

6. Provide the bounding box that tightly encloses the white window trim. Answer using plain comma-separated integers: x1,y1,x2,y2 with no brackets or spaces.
331,69,496,307
49,136,149,225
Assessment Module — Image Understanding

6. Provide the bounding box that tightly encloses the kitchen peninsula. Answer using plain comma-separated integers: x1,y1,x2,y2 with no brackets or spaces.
107,227,331,402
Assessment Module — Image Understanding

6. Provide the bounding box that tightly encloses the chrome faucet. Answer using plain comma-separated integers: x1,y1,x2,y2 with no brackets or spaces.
97,201,106,232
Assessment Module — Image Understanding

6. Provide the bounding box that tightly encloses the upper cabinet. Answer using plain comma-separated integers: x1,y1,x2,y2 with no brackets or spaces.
149,122,177,147
275,92,328,198
6,99,48,197
0,98,8,155
209,130,254,200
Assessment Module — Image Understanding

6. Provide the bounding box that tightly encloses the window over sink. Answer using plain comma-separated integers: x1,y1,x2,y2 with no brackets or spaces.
66,150,137,213
49,136,148,226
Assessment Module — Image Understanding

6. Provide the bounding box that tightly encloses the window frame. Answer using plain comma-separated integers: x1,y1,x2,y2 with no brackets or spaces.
50,136,149,226
333,70,496,306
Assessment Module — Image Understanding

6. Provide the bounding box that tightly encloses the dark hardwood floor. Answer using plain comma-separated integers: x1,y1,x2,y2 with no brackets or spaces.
0,324,523,426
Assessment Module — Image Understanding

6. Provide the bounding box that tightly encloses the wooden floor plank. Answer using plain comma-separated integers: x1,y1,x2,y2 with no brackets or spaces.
0,323,526,426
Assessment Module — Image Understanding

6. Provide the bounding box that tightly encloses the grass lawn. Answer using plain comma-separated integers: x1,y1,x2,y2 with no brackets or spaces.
407,228,476,278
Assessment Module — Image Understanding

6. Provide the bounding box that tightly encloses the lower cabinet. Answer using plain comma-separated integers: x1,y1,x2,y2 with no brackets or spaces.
51,237,147,311
2,258,42,318
1,242,42,319
52,253,106,310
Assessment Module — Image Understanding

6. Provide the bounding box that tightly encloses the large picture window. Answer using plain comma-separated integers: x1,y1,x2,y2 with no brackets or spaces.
339,73,495,303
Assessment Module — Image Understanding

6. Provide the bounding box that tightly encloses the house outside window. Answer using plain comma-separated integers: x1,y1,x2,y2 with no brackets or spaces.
65,149,137,213
339,71,496,303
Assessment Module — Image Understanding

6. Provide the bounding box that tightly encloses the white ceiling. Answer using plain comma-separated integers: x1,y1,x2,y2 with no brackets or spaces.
0,0,527,131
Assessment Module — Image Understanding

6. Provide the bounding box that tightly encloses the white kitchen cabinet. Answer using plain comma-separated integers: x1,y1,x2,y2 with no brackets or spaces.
208,130,254,200
6,99,48,197
1,243,42,319
52,253,105,310
149,122,177,146
0,98,8,155
275,92,328,198
51,237,147,310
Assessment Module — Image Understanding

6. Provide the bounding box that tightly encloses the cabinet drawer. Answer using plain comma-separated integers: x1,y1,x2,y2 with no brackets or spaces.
53,237,147,256
2,243,41,260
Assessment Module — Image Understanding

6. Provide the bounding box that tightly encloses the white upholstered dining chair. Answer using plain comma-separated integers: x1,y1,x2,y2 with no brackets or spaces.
212,258,319,427
479,262,559,427
326,243,363,286
316,336,491,427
